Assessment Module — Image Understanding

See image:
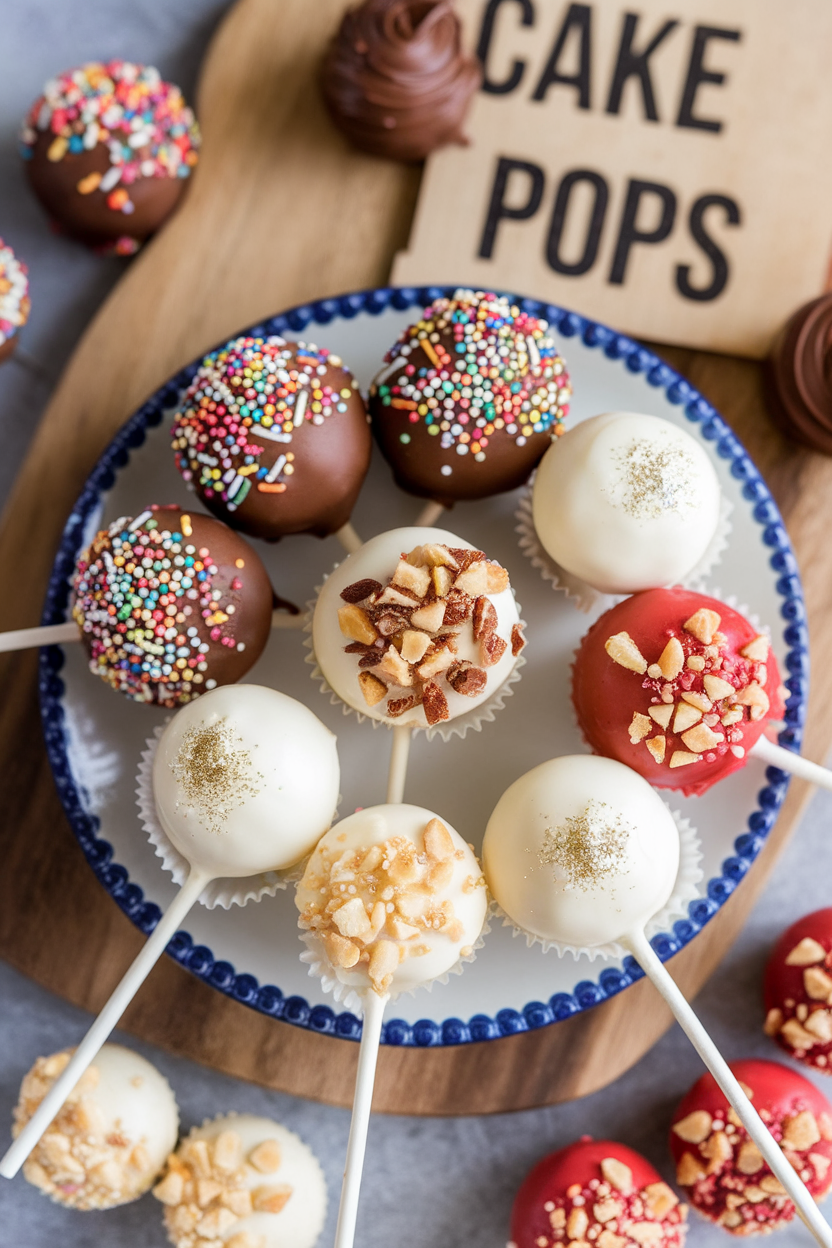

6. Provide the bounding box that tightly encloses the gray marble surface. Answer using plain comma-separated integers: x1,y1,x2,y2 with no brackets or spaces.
0,3,829,1246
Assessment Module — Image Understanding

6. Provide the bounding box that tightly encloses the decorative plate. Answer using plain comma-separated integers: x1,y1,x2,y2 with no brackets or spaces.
39,286,806,1047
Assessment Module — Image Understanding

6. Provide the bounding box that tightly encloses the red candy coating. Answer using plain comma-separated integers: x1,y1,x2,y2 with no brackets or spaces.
510,1137,686,1248
670,1059,832,1236
572,587,784,797
763,909,832,1074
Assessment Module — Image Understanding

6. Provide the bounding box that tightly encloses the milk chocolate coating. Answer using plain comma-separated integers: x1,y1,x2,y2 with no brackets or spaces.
764,293,832,455
0,337,17,366
321,0,481,162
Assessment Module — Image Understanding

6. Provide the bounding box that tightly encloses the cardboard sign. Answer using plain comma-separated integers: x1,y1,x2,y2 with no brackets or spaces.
392,0,832,358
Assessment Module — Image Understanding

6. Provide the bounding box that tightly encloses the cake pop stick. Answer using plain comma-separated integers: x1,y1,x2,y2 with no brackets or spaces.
386,723,412,803
483,754,832,1248
1,684,340,1182
296,804,488,1248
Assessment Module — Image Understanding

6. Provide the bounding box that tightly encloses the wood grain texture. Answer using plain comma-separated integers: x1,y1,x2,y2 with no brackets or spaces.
0,0,829,1115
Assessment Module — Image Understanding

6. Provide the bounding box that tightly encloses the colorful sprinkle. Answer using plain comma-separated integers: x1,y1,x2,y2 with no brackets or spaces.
0,238,30,348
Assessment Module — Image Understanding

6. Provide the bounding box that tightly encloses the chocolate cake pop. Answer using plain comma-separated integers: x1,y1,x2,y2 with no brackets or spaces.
764,909,832,1073
321,0,481,163
369,290,571,504
531,412,723,594
71,505,273,707
670,1059,832,1235
312,525,525,729
571,587,785,797
154,1113,327,1248
13,1044,178,1210
171,335,371,541
510,1137,687,1248
0,237,30,365
764,294,832,455
20,61,199,253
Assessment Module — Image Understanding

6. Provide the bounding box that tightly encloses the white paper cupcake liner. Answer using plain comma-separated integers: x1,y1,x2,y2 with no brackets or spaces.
493,805,703,961
136,726,306,910
515,481,734,613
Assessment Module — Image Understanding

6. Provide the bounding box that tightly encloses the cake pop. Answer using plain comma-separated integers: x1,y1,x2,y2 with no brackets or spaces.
670,1059,832,1235
1,685,340,1183
171,335,371,543
763,909,832,1073
0,237,30,365
483,753,832,1247
312,525,525,731
510,1137,687,1248
20,61,199,253
764,294,832,455
368,290,571,505
530,411,723,595
154,1113,327,1248
13,1044,178,1210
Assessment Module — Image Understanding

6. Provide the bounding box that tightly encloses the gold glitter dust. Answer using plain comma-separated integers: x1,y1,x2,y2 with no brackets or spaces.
171,716,261,834
612,437,697,520
539,800,631,890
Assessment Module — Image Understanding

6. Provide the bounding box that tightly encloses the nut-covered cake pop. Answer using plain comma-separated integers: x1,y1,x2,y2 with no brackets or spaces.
369,290,571,503
13,1044,178,1210
531,412,723,594
483,755,680,950
171,335,371,541
0,237,30,364
510,1137,687,1248
154,1113,326,1248
763,909,832,1073
72,505,273,707
20,61,200,253
297,803,487,997
312,525,525,729
320,0,481,162
670,1059,832,1235
572,587,785,797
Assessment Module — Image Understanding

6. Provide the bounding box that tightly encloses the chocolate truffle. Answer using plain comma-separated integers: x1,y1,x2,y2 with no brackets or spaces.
14,1044,178,1210
20,61,200,253
321,0,481,162
510,1137,686,1248
369,289,571,503
571,587,785,797
71,505,273,707
0,237,30,365
764,294,832,455
763,908,832,1073
670,1059,832,1235
171,335,371,541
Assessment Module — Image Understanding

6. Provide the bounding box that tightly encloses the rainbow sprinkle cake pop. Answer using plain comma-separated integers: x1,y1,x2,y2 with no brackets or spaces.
0,238,30,364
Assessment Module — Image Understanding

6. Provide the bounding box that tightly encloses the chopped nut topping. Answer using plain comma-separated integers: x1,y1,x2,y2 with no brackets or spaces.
481,631,508,667
734,680,770,721
781,1017,817,1050
680,691,712,712
736,1140,764,1174
472,596,497,640
759,1175,786,1195
673,1110,713,1143
357,671,387,707
648,704,673,729
392,559,431,597
669,750,700,768
252,1184,292,1213
340,579,382,604
680,723,724,753
763,1007,784,1036
741,635,770,662
600,1157,633,1193
410,600,445,631
782,1111,821,1152
672,703,702,733
686,655,706,671
567,1206,589,1238
683,608,721,644
804,966,832,1000
676,1152,706,1185
447,661,487,697
657,637,684,680
629,712,652,743
511,624,526,656
400,629,431,664
703,674,735,702
593,1197,623,1222
338,604,378,645
422,680,449,725
605,631,647,674
786,937,827,966
805,1010,832,1042
646,735,666,763
248,1140,281,1174
643,1182,678,1219
701,1130,732,1173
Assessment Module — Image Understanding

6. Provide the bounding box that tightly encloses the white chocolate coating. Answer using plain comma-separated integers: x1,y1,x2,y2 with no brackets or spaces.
532,412,721,593
312,526,521,728
152,684,340,877
158,1113,326,1248
482,755,680,948
296,804,488,997
15,1044,178,1209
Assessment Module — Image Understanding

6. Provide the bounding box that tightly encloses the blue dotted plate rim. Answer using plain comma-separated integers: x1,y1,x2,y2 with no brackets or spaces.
38,284,807,1048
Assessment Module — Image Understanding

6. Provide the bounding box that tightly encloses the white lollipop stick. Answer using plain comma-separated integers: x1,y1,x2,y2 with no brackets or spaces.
334,989,389,1248
387,725,412,804
624,927,832,1248
0,867,209,1180
415,500,445,527
270,607,307,630
335,522,363,554
0,621,78,653
751,735,832,791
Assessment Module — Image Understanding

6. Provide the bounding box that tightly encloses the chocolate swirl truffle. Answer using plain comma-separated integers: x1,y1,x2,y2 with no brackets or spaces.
20,61,200,253
369,289,571,503
171,335,371,542
0,237,30,365
321,0,481,162
764,293,832,455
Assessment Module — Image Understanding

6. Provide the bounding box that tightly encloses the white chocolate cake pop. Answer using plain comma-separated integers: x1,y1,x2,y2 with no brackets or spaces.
482,755,680,949
296,804,488,997
152,684,340,878
531,412,722,594
154,1113,326,1248
13,1044,178,1209
312,526,525,729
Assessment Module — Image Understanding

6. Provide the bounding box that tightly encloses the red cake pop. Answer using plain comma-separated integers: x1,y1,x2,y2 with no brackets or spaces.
571,587,785,797
764,909,832,1073
670,1059,832,1235
510,1137,686,1248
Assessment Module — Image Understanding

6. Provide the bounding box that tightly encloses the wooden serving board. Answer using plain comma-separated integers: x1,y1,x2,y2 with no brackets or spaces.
1,0,831,1115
